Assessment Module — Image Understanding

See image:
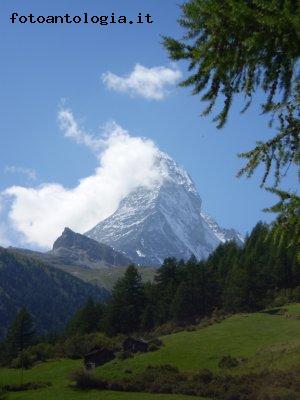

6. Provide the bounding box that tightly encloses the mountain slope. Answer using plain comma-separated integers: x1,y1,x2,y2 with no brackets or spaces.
11,228,132,271
51,227,132,268
86,152,243,266
200,211,245,244
97,305,300,379
0,247,108,338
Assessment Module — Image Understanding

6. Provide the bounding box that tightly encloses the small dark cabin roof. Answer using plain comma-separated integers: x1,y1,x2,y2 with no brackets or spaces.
85,346,104,356
124,337,148,344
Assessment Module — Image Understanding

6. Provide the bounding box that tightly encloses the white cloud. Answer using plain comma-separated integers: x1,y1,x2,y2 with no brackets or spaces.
3,109,164,248
0,198,10,247
0,223,10,247
5,166,37,181
58,108,103,153
102,64,182,100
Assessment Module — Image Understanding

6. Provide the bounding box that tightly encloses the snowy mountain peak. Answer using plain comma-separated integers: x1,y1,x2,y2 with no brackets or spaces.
156,151,198,195
85,153,243,266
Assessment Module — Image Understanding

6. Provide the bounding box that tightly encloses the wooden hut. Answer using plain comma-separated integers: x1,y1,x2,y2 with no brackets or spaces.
84,347,115,369
122,337,149,353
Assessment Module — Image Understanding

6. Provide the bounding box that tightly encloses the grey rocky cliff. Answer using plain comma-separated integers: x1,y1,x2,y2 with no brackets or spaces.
51,227,132,268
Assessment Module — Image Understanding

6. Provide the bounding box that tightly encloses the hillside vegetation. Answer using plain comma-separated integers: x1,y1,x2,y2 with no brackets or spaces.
1,304,299,400
57,264,156,290
97,304,300,380
0,247,108,338
0,219,299,399
0,360,202,400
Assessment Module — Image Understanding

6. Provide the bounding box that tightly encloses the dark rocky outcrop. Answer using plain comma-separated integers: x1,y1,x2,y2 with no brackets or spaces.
51,227,132,269
11,228,132,272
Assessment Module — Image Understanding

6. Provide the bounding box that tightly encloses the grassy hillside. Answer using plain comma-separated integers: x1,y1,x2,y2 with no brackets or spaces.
96,304,300,380
58,264,156,290
1,304,299,400
281,302,300,317
0,360,202,400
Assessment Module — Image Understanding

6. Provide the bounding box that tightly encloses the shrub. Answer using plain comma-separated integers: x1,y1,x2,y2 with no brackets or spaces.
124,368,132,374
219,355,240,369
258,389,297,400
107,382,125,391
153,322,183,336
148,343,160,352
0,388,6,400
271,287,300,307
28,343,55,362
210,309,226,323
69,368,107,390
116,351,133,360
9,342,56,369
148,338,163,352
10,352,35,369
3,382,51,392
117,364,187,394
63,333,115,359
67,363,300,399
291,287,300,302
192,369,214,384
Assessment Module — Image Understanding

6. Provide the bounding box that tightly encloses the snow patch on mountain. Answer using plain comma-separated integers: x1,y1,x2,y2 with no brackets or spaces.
85,151,243,266
200,211,244,244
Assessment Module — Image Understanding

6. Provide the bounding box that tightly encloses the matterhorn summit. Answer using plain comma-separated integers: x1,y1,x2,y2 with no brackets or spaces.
86,152,243,266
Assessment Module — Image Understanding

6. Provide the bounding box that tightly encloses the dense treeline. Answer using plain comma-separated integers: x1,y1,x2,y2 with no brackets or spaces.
69,220,300,335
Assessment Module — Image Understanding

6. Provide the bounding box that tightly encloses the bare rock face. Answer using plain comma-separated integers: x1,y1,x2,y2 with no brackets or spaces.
86,152,243,267
51,227,132,268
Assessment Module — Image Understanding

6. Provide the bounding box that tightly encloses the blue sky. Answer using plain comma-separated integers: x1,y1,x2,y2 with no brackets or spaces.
0,0,298,248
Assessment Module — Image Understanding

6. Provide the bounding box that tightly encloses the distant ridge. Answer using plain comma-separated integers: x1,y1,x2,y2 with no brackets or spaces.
11,227,132,271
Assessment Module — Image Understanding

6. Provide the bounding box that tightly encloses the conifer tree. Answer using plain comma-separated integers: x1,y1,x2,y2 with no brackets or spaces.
154,258,182,323
66,298,103,335
5,308,35,360
106,265,145,334
171,281,193,322
5,308,35,382
140,282,157,330
163,0,299,213
181,256,208,318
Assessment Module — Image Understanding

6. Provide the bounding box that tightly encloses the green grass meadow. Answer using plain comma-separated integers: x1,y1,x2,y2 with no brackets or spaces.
0,360,201,400
96,305,300,380
1,304,299,400
59,265,156,290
